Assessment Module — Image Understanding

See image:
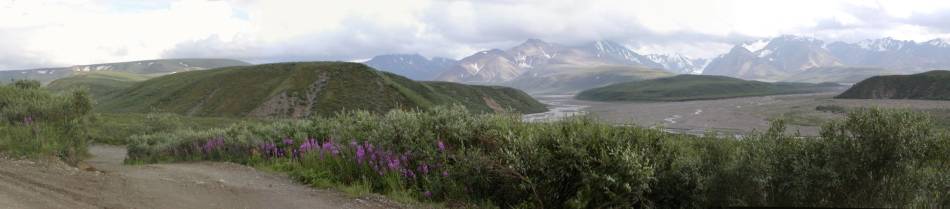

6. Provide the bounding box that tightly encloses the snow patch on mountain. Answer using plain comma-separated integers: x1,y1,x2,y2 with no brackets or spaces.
645,53,707,74
742,40,769,52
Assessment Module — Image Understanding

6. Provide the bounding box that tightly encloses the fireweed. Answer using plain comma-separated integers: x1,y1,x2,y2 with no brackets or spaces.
127,106,950,208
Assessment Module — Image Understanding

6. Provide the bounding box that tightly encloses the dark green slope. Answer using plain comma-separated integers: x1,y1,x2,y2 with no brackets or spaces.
98,62,547,117
46,71,150,99
577,74,842,101
836,70,950,100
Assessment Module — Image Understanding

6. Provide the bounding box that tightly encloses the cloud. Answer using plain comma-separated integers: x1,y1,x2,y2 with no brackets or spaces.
5,0,950,70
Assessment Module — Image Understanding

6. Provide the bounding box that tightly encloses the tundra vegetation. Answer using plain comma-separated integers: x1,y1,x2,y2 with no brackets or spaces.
1,77,947,208
127,105,949,208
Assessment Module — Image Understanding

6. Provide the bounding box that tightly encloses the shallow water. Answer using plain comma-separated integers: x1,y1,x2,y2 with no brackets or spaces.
522,94,589,122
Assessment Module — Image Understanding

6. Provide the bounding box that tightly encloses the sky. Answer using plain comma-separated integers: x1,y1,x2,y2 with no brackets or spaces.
3,0,950,70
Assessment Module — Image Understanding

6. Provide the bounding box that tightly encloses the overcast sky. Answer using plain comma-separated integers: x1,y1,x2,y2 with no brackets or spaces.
3,0,950,70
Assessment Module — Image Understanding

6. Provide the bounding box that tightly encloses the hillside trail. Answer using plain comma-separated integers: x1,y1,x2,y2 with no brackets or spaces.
0,145,403,209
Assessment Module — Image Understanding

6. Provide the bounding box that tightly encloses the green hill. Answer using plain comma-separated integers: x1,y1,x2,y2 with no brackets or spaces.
0,58,249,84
781,67,904,84
97,62,547,117
576,74,842,101
836,70,950,100
506,65,673,94
46,71,150,99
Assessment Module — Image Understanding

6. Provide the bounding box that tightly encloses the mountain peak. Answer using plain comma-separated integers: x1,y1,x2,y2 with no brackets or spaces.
925,38,950,47
768,35,823,47
857,37,913,51
364,54,458,80
645,53,708,74
520,38,548,46
729,45,754,55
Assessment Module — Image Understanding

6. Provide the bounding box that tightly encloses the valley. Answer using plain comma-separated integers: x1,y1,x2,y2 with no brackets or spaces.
4,2,950,207
529,92,950,136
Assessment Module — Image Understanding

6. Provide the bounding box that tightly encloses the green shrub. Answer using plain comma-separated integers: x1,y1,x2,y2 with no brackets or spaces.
127,106,949,208
0,80,93,163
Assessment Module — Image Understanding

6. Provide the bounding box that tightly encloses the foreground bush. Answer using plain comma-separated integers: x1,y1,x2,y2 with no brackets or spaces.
0,80,92,163
128,106,949,208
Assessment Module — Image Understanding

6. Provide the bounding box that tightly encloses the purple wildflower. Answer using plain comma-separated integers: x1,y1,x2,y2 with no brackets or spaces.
355,145,366,164
299,138,319,154
23,116,33,125
387,156,401,170
283,137,294,146
321,140,333,153
260,142,277,158
423,191,432,198
201,137,225,154
442,170,449,177
437,139,445,152
418,163,429,175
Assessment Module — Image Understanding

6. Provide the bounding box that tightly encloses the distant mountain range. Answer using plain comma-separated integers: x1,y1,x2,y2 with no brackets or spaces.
0,58,250,84
363,54,457,80
704,35,950,82
365,39,703,93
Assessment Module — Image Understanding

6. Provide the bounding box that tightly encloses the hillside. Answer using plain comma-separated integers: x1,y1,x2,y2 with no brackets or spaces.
836,70,950,100
46,71,150,99
97,62,546,117
781,66,902,84
0,58,249,84
576,74,842,101
506,65,673,94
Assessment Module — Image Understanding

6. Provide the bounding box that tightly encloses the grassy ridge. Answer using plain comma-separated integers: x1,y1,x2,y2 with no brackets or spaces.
46,71,150,99
127,106,949,208
0,58,249,84
836,70,950,100
97,62,546,117
577,74,842,101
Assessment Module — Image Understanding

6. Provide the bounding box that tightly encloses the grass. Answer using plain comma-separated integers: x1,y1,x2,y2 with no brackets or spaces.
0,58,248,84
97,62,546,117
837,70,950,100
0,80,92,164
576,74,843,101
46,71,151,99
86,113,263,145
126,105,949,208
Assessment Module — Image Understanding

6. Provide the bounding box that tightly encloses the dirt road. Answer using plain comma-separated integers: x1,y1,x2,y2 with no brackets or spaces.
0,145,402,209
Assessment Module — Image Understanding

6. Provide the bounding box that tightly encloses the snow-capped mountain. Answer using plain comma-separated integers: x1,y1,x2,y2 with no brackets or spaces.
645,54,708,74
363,54,457,80
826,37,950,71
436,39,661,83
703,35,842,81
579,40,664,68
703,35,950,82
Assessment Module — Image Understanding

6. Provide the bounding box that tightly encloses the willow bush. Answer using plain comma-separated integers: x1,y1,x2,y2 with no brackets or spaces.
127,105,949,208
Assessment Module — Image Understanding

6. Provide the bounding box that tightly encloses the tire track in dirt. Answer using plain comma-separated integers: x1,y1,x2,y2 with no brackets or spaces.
0,146,406,209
